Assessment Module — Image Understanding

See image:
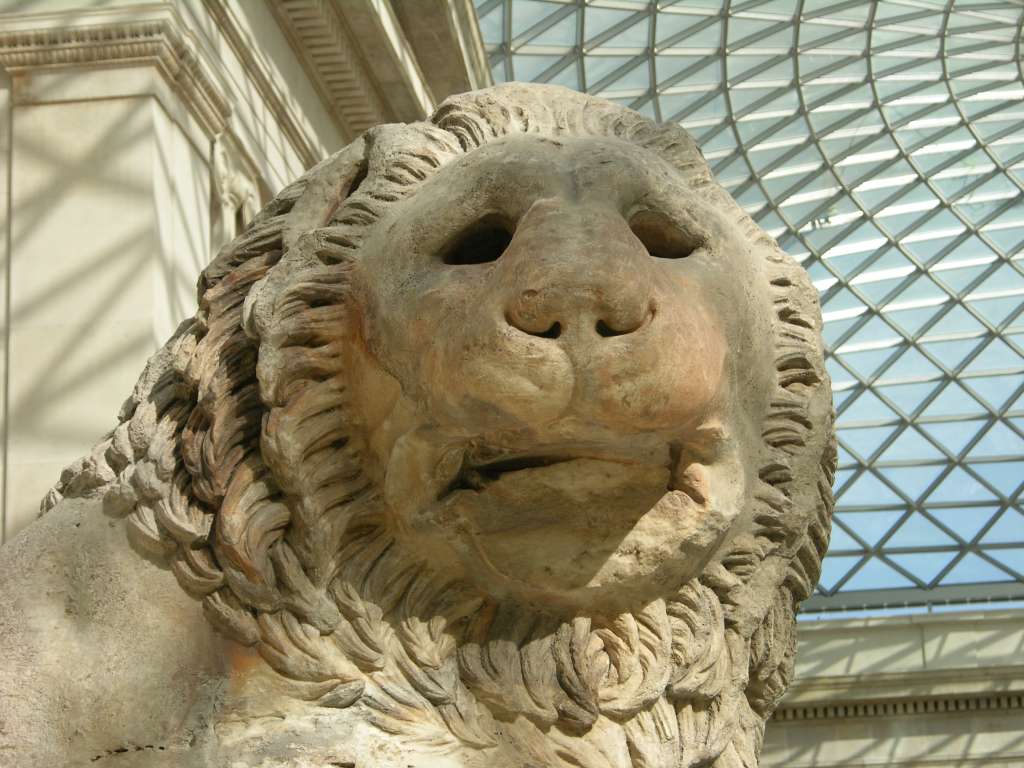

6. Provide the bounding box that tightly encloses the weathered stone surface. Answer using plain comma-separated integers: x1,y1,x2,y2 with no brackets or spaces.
0,83,835,767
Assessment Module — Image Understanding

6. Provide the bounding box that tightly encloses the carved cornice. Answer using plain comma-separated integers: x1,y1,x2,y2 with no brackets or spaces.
268,0,391,141
773,690,1024,722
0,10,231,138
0,4,323,168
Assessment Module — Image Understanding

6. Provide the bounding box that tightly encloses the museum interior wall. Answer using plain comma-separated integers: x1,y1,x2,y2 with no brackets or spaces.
0,1,1021,766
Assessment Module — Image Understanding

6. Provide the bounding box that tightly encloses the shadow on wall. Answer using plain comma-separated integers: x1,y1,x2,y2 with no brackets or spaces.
3,91,211,541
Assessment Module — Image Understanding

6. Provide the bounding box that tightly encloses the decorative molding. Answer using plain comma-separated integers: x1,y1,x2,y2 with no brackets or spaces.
773,691,1024,722
268,0,388,140
0,3,325,169
270,0,444,139
0,9,231,137
198,0,321,168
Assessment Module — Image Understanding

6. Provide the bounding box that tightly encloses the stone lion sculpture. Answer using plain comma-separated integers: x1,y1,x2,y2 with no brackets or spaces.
0,84,835,767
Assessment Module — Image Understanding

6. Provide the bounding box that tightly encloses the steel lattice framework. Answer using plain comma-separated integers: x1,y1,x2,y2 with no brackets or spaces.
473,0,1024,613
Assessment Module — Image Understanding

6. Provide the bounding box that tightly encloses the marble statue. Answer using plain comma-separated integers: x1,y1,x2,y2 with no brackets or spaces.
0,84,835,767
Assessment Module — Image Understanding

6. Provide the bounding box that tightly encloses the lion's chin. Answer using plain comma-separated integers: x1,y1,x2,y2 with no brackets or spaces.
408,456,723,610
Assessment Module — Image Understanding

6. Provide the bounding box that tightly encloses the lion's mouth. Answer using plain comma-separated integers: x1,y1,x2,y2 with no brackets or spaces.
444,454,580,496
439,447,709,506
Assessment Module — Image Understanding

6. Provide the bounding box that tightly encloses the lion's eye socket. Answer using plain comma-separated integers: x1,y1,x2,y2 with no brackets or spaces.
629,210,702,260
443,215,514,265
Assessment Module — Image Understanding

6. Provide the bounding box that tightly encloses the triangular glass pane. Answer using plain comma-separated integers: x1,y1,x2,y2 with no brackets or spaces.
602,15,651,49
656,55,716,87
876,345,943,384
967,461,1024,497
584,6,636,40
842,556,916,591
886,303,946,337
529,11,578,45
884,514,959,548
832,467,857,495
874,380,942,416
939,552,1014,585
964,338,1024,375
983,224,1024,255
926,466,999,503
919,336,985,370
923,304,987,338
513,54,565,81
980,508,1024,545
596,58,652,91
970,262,1024,297
585,55,638,85
964,375,1021,411
985,548,1024,578
836,347,896,380
888,551,957,586
838,425,899,460
838,315,904,352
836,442,857,468
823,315,863,347
927,506,999,542
660,91,728,123
832,386,856,410
822,285,866,315
836,471,906,506
919,420,985,455
885,273,950,310
547,64,581,90
970,295,1023,327
512,0,563,37
877,429,946,463
835,510,905,547
967,422,1024,458
921,382,986,418
656,12,718,47
878,465,946,500
838,389,899,423
933,264,989,296
827,521,867,553
490,59,509,85
818,555,864,593
478,3,505,43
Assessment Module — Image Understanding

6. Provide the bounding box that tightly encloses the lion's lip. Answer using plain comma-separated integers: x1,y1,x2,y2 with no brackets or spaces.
436,443,714,510
440,451,660,500
446,454,578,495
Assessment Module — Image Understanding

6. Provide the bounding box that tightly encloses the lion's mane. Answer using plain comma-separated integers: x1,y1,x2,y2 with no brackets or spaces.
45,84,835,768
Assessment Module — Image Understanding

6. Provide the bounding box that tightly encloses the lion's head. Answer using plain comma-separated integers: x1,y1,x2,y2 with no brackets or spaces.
48,84,835,768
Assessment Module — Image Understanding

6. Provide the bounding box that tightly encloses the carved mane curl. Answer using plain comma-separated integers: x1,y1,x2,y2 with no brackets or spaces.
46,84,835,768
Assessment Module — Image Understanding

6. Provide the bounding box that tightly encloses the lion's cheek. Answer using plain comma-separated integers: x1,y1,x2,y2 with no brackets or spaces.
577,298,727,432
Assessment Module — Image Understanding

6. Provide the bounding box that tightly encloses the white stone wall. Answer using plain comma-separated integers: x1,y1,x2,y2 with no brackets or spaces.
0,0,345,539
764,609,1024,767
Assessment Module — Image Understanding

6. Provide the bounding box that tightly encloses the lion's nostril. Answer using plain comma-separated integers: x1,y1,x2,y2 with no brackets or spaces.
595,318,637,338
506,312,562,339
535,322,561,339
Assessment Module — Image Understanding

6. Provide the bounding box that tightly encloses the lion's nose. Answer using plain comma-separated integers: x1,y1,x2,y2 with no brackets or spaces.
500,201,655,344
505,288,652,341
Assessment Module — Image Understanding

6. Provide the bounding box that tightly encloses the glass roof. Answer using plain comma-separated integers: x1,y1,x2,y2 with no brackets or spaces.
474,0,1024,612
